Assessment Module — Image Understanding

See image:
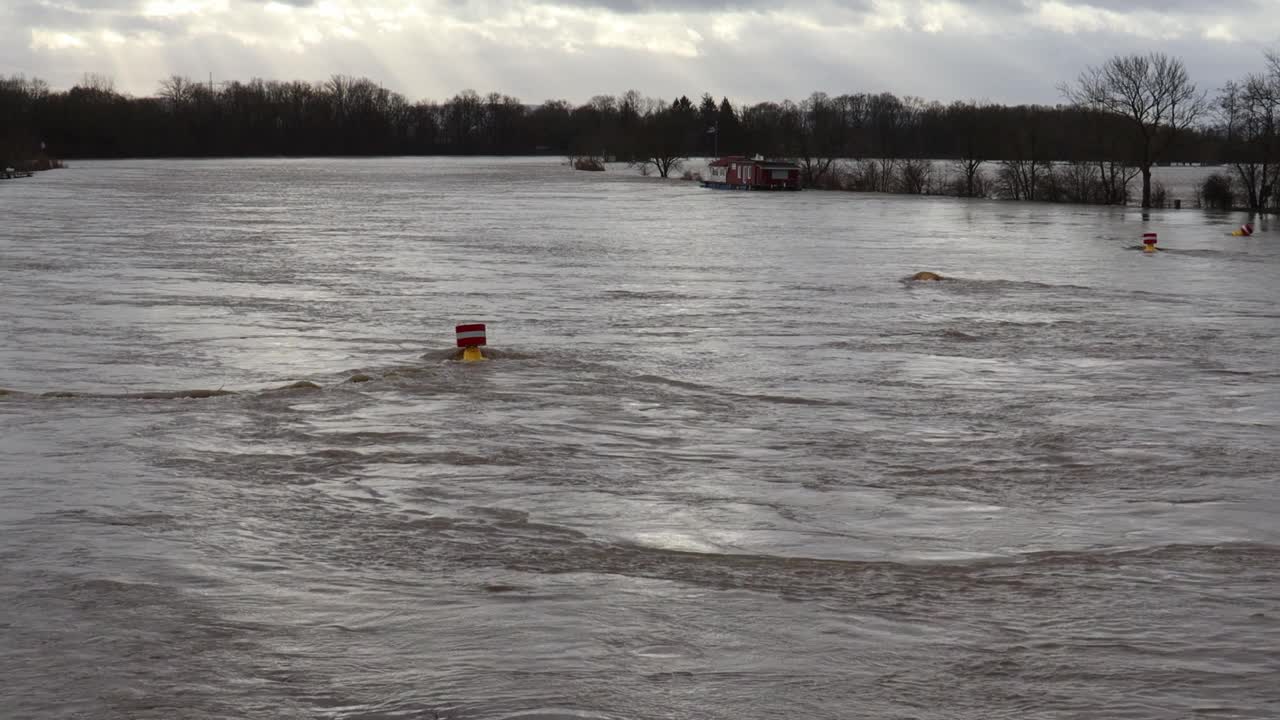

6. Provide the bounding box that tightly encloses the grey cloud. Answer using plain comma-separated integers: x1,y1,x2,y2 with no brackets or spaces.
447,0,872,14
536,0,1255,15
6,1,178,33
446,0,1027,15
1072,0,1259,11
3,0,1271,104
572,0,853,11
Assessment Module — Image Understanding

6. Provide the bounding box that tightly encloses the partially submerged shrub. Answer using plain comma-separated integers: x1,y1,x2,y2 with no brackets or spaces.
1200,173,1234,210
948,162,991,198
895,159,932,194
846,159,892,192
572,156,605,171
814,165,847,190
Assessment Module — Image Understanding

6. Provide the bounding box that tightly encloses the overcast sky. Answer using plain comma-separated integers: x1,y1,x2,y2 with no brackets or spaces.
2,0,1275,105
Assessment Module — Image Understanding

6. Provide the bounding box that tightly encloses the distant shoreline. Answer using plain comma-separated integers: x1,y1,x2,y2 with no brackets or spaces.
27,154,1269,212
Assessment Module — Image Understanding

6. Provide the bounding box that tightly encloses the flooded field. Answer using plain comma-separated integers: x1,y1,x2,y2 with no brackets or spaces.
2,158,1278,719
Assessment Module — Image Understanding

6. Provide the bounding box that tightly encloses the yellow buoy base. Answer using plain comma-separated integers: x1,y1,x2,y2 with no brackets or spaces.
1143,244,1157,253
1232,230,1244,236
461,346,486,362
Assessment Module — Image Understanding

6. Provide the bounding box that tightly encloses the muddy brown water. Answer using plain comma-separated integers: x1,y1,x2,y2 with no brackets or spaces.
2,158,1278,719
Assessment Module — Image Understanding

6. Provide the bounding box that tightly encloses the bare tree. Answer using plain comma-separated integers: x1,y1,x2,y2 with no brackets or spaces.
947,101,992,197
896,158,932,194
1062,53,1208,207
158,75,198,109
629,103,690,178
1217,53,1280,210
996,106,1049,201
79,72,115,93
630,145,684,178
796,92,840,187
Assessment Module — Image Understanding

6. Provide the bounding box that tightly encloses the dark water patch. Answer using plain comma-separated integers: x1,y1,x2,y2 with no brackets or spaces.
482,583,522,593
630,374,717,394
33,388,236,401
9,379,347,404
781,283,839,293
908,277,1096,294
420,347,534,362
1199,366,1269,378
209,471,1273,601
600,289,700,301
124,388,238,399
1,565,292,720
310,430,429,445
0,259,72,272
1154,247,1257,259
160,447,384,486
40,509,180,530
732,392,848,407
624,373,834,408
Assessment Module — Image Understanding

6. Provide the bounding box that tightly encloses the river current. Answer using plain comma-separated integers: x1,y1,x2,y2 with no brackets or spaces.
2,158,1277,719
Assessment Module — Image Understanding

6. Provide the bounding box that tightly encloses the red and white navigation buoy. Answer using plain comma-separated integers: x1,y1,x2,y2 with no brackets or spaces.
456,323,487,362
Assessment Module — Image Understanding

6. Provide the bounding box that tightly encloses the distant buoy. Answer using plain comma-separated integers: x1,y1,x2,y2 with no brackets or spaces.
1142,232,1158,253
456,323,487,362
911,271,944,281
1231,223,1254,237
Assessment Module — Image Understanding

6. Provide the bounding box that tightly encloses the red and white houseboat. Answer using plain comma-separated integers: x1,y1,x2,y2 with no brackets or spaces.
703,155,801,191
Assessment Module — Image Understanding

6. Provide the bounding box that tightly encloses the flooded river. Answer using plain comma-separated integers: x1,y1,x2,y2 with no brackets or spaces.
2,158,1278,719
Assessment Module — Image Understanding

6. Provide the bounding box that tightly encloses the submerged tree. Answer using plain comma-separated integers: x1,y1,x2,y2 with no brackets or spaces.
630,103,689,178
796,92,842,187
1217,52,1280,210
946,101,994,197
1062,52,1209,208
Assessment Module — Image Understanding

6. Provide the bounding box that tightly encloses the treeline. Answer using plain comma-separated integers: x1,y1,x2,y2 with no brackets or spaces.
1213,52,1280,211
0,74,1212,165
1,54,1277,209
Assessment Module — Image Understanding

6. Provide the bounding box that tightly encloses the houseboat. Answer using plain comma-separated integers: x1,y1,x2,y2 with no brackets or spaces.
703,155,801,191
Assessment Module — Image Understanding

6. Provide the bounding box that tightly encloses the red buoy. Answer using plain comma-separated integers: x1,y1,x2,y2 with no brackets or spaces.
1142,232,1158,246
455,323,487,348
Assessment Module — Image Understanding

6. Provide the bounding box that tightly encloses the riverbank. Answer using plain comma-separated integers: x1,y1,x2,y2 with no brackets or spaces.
665,157,1278,213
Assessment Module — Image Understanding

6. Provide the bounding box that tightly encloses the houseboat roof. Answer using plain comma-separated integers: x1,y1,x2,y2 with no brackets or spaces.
708,156,799,169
